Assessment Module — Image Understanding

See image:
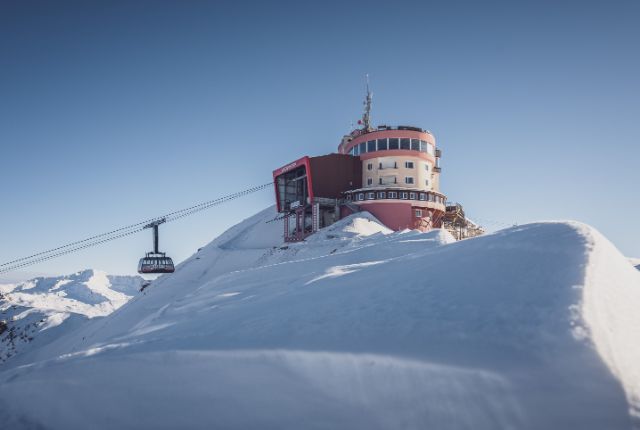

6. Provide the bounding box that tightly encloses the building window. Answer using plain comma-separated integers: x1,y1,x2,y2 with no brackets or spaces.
380,175,397,185
378,178,383,185
377,138,388,150
424,164,429,171
409,192,416,200
405,161,414,169
400,138,410,150
401,192,408,199
359,142,366,154
357,193,364,201
411,139,420,151
367,192,375,200
405,177,414,184
367,178,373,185
379,160,398,170
389,191,398,199
367,163,373,171
415,209,423,217
425,180,429,186
353,145,359,156
377,191,386,199
389,138,399,150
367,140,376,152
419,193,426,201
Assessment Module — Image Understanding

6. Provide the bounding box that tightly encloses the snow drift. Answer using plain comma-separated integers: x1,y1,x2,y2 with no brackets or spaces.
0,207,639,429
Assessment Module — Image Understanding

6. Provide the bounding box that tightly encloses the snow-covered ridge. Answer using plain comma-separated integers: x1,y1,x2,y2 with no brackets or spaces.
0,207,639,429
0,269,143,364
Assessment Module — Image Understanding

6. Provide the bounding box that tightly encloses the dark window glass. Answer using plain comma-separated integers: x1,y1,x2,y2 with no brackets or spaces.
367,163,373,170
359,142,366,154
400,138,410,150
377,138,388,150
419,140,428,153
411,139,420,151
353,145,359,156
367,140,376,152
389,138,399,150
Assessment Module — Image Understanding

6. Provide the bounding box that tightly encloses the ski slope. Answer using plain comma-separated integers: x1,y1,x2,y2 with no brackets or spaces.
0,206,639,429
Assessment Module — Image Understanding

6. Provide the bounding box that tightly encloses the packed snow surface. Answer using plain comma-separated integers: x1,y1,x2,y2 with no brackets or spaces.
0,206,639,429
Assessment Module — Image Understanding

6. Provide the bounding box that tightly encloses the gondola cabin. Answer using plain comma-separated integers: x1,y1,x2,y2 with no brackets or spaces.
138,252,175,274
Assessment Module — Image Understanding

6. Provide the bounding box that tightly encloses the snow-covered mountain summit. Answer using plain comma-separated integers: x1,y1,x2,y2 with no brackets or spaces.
0,207,639,429
0,269,143,364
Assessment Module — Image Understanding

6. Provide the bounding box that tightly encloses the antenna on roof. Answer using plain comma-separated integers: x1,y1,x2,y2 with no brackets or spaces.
361,74,373,132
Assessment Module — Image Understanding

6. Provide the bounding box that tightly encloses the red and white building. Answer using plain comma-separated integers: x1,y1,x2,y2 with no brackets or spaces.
273,91,446,242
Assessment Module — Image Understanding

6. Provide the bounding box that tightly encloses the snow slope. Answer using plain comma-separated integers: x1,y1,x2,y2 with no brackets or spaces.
0,269,142,365
0,206,639,429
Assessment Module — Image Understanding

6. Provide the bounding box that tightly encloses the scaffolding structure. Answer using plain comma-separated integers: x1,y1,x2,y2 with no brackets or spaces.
442,203,485,240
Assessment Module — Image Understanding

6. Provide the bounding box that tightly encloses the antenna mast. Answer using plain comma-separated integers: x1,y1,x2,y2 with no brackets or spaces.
361,74,373,132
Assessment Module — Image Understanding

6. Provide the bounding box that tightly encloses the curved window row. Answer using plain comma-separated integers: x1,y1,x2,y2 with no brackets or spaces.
348,138,435,156
347,190,446,204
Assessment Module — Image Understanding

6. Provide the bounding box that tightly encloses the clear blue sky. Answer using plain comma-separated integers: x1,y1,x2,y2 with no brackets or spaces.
1,0,639,277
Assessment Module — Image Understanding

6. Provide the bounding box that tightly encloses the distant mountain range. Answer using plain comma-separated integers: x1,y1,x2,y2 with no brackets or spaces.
0,269,143,365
